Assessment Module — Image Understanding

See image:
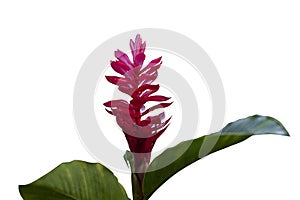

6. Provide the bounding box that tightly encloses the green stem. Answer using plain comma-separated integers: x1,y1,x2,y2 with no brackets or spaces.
124,151,149,199
132,173,145,200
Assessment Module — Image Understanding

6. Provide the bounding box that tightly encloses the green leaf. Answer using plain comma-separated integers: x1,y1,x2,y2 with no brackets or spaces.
124,150,134,172
19,160,129,200
143,115,289,199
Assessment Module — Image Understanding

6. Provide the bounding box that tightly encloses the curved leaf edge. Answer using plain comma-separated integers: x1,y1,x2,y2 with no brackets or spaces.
143,115,289,199
19,160,130,200
19,184,77,200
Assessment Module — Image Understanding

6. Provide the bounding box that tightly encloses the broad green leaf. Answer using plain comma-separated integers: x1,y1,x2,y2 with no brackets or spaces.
143,115,289,199
19,160,129,200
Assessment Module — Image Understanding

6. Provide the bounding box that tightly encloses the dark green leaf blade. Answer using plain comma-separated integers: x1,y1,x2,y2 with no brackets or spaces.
143,115,289,199
19,160,129,200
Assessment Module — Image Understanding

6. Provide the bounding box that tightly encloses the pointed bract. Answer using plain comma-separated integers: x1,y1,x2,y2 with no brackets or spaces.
104,34,172,174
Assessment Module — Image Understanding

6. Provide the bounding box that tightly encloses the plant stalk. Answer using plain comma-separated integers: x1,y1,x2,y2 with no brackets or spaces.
132,172,145,200
131,153,150,200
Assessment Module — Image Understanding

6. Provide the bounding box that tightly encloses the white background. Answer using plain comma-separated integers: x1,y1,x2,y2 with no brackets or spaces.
1,1,299,199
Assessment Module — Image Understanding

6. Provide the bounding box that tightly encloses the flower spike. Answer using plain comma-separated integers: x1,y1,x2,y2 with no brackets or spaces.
104,34,172,175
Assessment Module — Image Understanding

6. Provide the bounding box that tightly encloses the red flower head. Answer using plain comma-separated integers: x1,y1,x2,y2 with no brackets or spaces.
103,34,172,171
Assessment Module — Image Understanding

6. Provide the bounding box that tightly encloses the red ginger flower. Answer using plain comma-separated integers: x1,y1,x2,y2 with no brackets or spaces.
103,34,172,170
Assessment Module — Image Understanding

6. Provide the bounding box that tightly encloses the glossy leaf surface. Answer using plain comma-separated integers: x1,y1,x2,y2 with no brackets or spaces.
143,115,289,199
19,160,129,200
